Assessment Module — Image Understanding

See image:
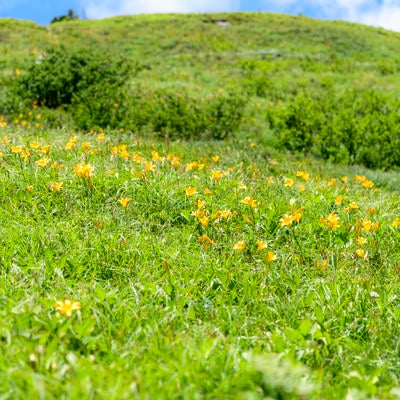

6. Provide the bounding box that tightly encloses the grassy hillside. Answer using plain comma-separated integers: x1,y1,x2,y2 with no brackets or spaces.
0,13,400,399
3,13,400,169
3,13,400,91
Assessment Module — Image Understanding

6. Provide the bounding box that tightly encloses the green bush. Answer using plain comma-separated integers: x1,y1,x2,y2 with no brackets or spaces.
266,88,400,169
142,89,246,140
13,46,134,108
71,84,134,131
70,85,246,139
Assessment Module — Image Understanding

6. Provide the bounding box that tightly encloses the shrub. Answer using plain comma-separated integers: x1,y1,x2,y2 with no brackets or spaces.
141,89,246,140
266,88,400,169
13,46,134,108
71,84,135,131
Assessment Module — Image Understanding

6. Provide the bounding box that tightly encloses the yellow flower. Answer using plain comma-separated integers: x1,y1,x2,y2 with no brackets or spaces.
197,234,213,250
327,178,337,187
267,251,277,263
212,170,225,183
167,154,181,168
21,148,30,160
215,209,231,221
362,180,374,188
355,248,368,259
193,201,204,211
49,181,63,192
151,150,162,162
65,141,76,150
240,196,257,208
212,155,220,163
119,197,131,208
191,208,209,227
132,153,142,163
81,142,92,152
242,214,253,224
341,176,348,183
284,178,294,188
356,236,367,246
392,217,400,227
26,185,33,192
280,214,294,228
204,187,213,195
29,141,41,149
185,161,198,171
349,202,359,210
185,187,197,197
292,209,303,223
267,176,275,185
143,162,156,173
11,146,22,153
233,240,246,251
35,157,51,168
335,196,343,205
50,162,63,169
74,163,93,178
54,299,81,317
36,145,51,155
354,175,366,183
361,218,372,231
257,240,268,252
296,171,310,181
320,211,340,229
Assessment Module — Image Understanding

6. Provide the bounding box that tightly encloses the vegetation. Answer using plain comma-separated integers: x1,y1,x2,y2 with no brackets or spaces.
0,12,400,399
50,9,80,25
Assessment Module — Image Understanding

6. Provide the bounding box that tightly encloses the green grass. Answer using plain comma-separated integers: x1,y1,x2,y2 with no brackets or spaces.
1,12,400,399
3,12,400,94
0,126,399,399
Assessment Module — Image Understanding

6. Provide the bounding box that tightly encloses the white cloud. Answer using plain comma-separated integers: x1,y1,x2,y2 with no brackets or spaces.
260,0,400,31
79,0,240,19
357,6,400,31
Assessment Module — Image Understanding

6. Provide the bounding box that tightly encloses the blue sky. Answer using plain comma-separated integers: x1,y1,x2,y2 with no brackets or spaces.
1,0,400,32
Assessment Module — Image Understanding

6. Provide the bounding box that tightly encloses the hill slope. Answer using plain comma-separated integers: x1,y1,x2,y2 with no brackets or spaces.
2,13,400,92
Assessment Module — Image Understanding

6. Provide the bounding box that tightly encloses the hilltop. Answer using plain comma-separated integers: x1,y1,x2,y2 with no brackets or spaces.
2,12,400,91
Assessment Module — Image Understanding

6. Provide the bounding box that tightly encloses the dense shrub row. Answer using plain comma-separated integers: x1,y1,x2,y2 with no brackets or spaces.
5,47,246,140
4,46,400,169
72,85,246,140
266,88,400,169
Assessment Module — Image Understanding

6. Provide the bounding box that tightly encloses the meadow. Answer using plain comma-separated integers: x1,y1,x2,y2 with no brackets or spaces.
0,12,400,399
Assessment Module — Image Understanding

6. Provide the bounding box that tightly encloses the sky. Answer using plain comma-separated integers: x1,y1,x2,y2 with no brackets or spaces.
0,0,400,32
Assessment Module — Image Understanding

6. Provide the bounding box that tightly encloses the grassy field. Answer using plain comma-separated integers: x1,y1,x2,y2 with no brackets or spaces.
0,12,400,399
0,125,399,399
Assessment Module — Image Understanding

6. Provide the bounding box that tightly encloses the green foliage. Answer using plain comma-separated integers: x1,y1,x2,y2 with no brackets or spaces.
50,9,79,24
13,47,133,108
71,84,134,131
73,86,246,139
266,88,400,169
145,89,246,140
1,126,400,398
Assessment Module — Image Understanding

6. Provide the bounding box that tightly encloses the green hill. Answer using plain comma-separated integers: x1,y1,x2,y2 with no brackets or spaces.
2,13,400,91
1,13,400,399
2,12,400,170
